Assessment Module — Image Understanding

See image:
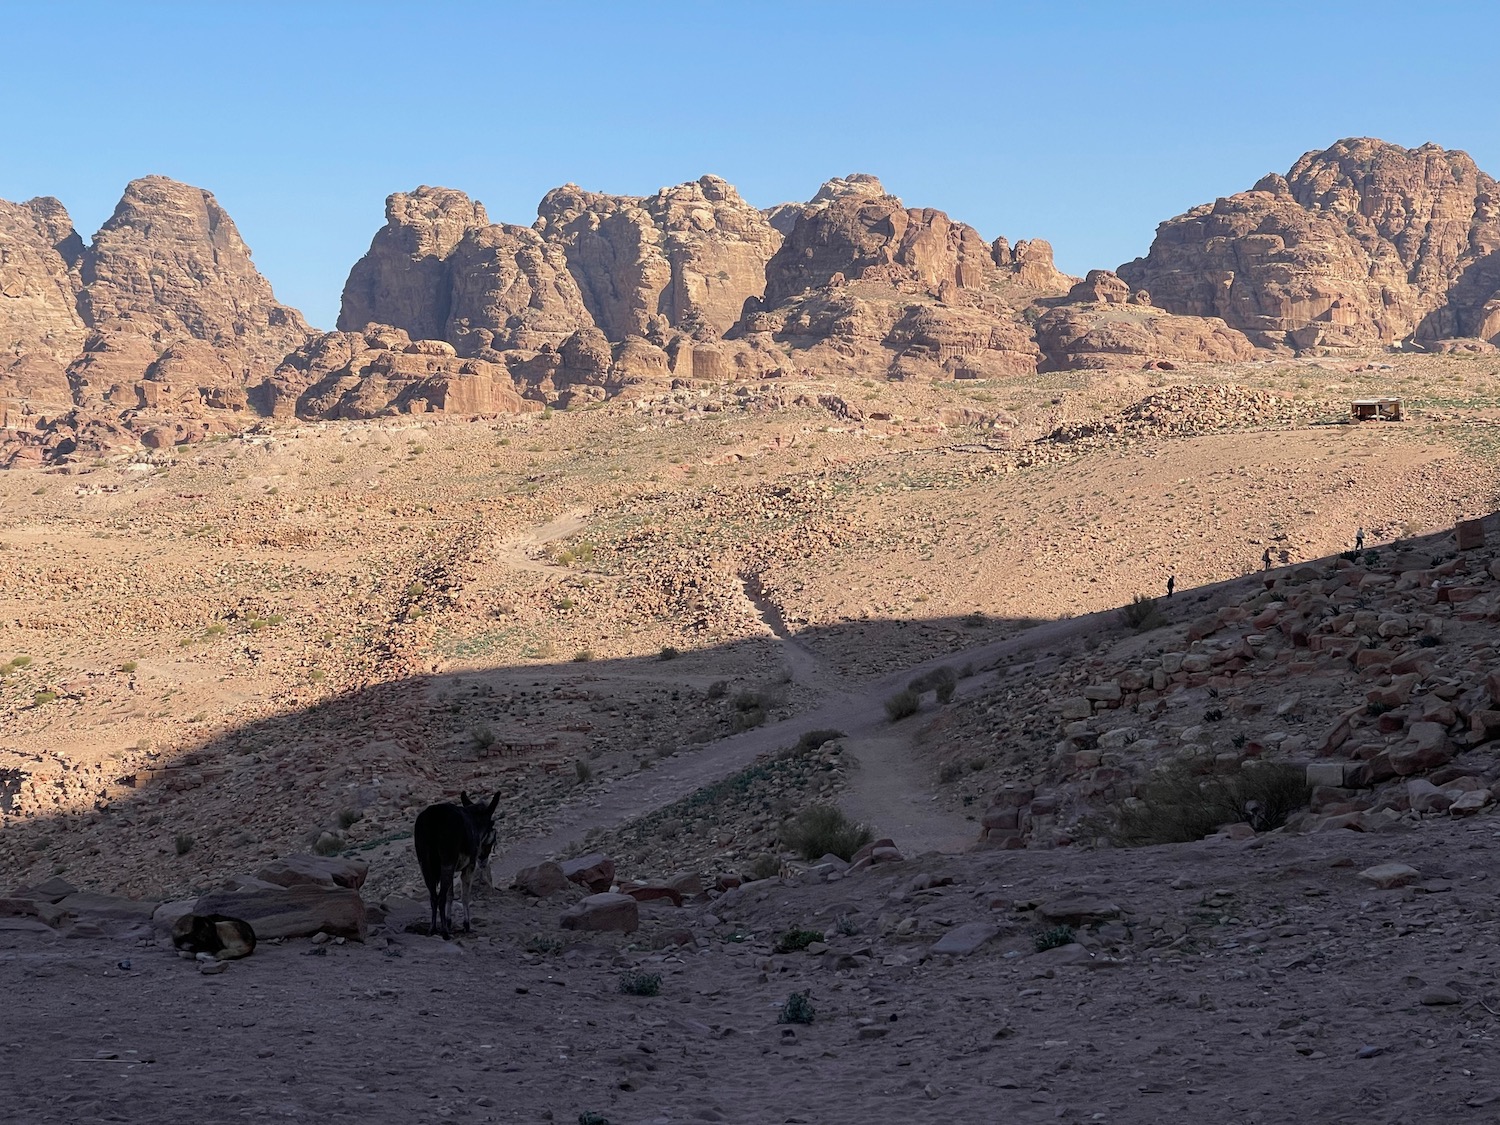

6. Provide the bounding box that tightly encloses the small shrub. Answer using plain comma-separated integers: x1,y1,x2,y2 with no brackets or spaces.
778,991,816,1025
1416,634,1441,648
470,724,497,751
747,852,780,880
337,808,363,830
909,665,958,703
1119,594,1166,632
618,971,662,996
796,728,844,751
525,934,563,955
571,650,595,663
961,612,987,628
730,706,767,732
884,688,921,721
578,1113,611,1125
705,680,729,699
174,834,194,856
774,928,824,954
312,833,344,857
658,645,680,661
1202,708,1224,722
835,914,859,937
574,759,594,784
8,655,32,669
31,690,58,707
1113,760,1310,846
1034,925,1075,952
938,760,964,784
118,661,138,674
782,804,872,861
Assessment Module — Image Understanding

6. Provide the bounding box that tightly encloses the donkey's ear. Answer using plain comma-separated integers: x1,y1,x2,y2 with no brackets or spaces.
460,791,472,806
487,790,502,815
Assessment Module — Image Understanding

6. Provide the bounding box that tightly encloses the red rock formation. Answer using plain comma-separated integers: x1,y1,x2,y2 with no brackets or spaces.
535,175,782,339
0,196,87,365
760,176,996,306
1036,271,1256,371
264,326,535,421
339,187,593,353
1119,139,1500,350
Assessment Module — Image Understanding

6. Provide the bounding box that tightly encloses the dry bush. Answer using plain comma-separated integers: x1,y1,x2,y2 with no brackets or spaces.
1118,593,1166,632
1112,760,1310,846
781,804,872,861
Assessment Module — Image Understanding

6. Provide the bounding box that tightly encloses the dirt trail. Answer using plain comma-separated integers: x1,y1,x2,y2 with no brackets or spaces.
492,506,592,573
490,604,1114,882
837,729,974,854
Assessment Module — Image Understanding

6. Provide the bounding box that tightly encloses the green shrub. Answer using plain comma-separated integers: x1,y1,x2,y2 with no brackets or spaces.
525,934,563,956
782,804,872,861
571,650,594,663
1118,594,1166,632
1034,924,1075,951
797,729,844,751
1112,760,1309,846
778,991,816,1025
618,971,662,996
883,688,921,721
774,928,824,954
118,661,138,674
31,690,58,707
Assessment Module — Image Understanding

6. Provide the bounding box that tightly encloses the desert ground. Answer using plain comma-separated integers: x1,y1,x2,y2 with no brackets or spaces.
3,351,1500,1124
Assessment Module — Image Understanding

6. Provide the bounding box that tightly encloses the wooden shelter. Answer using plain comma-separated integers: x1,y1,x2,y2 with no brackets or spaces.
1350,397,1402,422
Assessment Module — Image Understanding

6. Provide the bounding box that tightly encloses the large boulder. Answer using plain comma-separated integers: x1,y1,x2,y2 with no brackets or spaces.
193,884,367,941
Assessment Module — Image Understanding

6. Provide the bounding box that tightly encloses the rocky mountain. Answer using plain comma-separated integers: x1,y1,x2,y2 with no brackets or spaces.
0,177,313,464
1119,138,1500,350
338,187,592,353
535,175,783,340
1034,270,1257,371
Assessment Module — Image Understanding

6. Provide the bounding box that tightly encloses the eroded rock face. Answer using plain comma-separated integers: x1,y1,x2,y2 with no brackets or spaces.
1119,138,1500,349
339,187,489,342
535,175,782,339
761,176,996,306
0,196,87,365
263,326,535,420
339,187,594,354
80,176,311,380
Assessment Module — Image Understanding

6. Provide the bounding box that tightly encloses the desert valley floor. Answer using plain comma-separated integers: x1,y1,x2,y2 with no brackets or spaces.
3,352,1500,1124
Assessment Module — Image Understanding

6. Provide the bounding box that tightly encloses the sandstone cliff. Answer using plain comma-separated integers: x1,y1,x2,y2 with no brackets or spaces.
759,176,997,307
338,187,592,354
264,326,534,421
1119,139,1500,350
0,196,87,366
1035,270,1257,370
534,175,782,340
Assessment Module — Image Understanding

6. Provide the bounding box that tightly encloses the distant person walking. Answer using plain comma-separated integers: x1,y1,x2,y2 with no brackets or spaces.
1355,527,1366,552
1166,574,1176,598
1262,547,1272,570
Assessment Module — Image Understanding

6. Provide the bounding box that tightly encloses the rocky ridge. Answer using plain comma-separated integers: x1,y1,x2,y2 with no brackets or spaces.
1120,138,1500,351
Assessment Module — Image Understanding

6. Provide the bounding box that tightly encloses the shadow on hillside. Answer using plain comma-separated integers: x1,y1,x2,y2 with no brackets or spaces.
0,518,1483,893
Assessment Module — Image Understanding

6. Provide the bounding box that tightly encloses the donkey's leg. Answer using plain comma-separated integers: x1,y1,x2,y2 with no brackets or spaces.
459,864,475,933
437,865,456,938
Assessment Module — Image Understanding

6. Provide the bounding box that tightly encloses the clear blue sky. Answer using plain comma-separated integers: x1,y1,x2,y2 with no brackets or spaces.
3,1,1496,330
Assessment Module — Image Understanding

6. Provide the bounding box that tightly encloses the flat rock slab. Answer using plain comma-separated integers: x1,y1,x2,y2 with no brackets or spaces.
559,892,638,933
256,854,369,891
929,922,999,956
1037,896,1120,926
1358,863,1420,889
194,885,366,941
